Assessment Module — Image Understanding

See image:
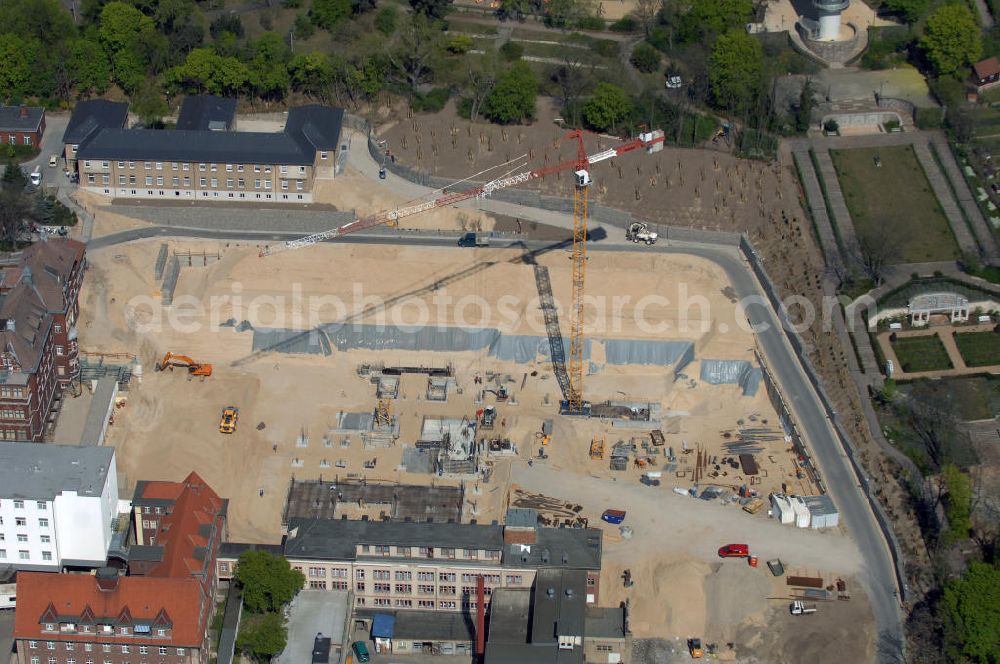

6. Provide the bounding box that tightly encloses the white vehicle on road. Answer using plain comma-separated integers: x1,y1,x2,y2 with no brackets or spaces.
626,222,658,245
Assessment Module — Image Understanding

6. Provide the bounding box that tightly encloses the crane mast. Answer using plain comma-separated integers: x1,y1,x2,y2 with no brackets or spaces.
263,128,665,411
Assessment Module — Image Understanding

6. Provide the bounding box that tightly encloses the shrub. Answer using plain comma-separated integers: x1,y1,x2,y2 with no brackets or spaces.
609,15,637,32
823,118,839,133
593,39,619,58
499,41,523,61
630,43,660,73
915,106,944,129
282,0,303,7
375,6,397,35
576,15,605,31
447,34,473,54
411,87,451,113
293,13,315,39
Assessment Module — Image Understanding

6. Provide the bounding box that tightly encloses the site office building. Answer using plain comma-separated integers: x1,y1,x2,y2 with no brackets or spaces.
0,240,85,441
217,509,602,614
13,472,228,664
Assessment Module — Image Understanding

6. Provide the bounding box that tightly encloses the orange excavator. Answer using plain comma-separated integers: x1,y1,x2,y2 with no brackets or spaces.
156,352,212,377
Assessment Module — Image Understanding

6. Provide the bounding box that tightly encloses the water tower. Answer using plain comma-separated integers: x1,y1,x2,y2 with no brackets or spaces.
813,0,850,40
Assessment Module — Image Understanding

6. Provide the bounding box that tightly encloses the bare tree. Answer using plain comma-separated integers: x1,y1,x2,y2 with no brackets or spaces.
970,465,1000,562
634,0,662,35
384,14,444,88
465,54,499,123
550,51,597,126
897,382,957,473
851,228,900,285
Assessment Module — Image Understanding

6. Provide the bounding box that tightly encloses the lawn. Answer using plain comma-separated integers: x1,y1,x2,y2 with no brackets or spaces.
954,331,1000,368
891,333,954,372
830,146,959,263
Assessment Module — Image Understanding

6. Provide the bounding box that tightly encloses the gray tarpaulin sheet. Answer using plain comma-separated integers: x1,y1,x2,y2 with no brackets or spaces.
251,324,696,368
699,359,762,397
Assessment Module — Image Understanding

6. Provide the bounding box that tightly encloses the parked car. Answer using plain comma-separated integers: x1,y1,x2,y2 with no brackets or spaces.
351,641,371,663
49,155,58,167
717,543,750,558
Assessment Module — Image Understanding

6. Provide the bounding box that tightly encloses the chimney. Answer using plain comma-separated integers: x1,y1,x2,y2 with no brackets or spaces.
95,567,120,592
5,319,14,332
19,105,28,119
20,266,32,286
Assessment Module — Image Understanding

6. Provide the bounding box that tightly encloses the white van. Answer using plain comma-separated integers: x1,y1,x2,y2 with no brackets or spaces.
29,165,41,186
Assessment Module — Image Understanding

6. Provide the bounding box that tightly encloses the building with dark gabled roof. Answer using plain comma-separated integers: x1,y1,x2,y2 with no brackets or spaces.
13,473,228,664
0,239,86,440
75,102,344,204
62,100,130,168
176,95,237,132
0,105,45,150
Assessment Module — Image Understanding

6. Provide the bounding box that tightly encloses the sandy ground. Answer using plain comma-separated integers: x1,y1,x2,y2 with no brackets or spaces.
79,238,780,542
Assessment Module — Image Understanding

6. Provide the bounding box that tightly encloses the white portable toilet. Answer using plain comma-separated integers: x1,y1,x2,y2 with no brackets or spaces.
770,493,794,525
791,496,811,528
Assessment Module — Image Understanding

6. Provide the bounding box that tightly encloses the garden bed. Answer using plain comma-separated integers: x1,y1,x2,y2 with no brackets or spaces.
953,330,1000,368
891,333,954,372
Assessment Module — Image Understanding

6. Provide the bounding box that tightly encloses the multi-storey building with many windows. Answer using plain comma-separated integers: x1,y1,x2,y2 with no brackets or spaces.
75,104,343,204
218,508,602,614
13,472,228,664
0,442,118,571
0,239,86,440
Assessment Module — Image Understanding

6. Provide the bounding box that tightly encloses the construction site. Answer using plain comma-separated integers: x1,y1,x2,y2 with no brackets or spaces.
68,119,871,660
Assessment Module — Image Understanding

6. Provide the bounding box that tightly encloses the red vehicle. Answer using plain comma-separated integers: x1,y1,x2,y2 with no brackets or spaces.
601,509,627,525
718,543,750,558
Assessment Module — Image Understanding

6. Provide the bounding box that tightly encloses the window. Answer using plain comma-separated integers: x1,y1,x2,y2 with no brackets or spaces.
120,645,129,653
144,162,151,170
373,598,390,607
226,178,233,188
65,643,74,651
87,174,95,184
119,627,129,636
281,180,288,191
102,161,109,169
29,641,37,648
237,178,245,188
254,165,261,173
464,549,478,560
23,136,32,146
237,164,244,172
199,177,207,186
418,585,434,595
439,573,455,582
394,571,411,581
394,584,412,594
84,644,92,652
155,176,163,186
42,551,52,561
145,176,152,186
418,600,435,608
101,174,109,184
439,586,456,595
8,135,14,145
128,161,134,169
320,151,328,160
373,583,390,594
355,583,365,592
47,641,56,649
439,601,456,609
309,580,327,589
417,571,435,581
172,162,178,170
296,180,304,191
280,165,288,174
30,657,39,664
374,545,390,556
129,175,136,185
210,178,218,188
118,176,126,185
355,569,365,580
66,660,75,664
254,179,261,189
39,518,49,527
13,500,23,509
331,581,348,590
373,570,390,580
299,166,306,173
308,567,326,578
0,550,6,559
102,644,111,652
210,164,217,171
154,162,162,170
183,177,190,187
183,163,190,171
264,180,272,189
18,550,28,560
199,164,206,171
158,647,167,655
138,646,147,655
172,177,179,186
156,629,166,637
394,599,412,607
441,548,455,559
505,575,523,585
17,534,27,543
176,648,185,656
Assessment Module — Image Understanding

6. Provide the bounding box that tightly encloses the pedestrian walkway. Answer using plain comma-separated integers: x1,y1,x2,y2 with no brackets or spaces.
812,149,859,251
792,150,843,271
911,141,980,256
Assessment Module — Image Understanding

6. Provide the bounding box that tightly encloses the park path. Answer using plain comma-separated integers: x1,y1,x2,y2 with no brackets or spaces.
876,323,1000,380
974,0,995,30
791,150,844,272
812,149,860,250
911,142,980,257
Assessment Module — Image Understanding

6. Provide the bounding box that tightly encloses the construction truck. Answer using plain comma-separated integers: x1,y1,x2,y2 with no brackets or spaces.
479,406,497,429
457,232,491,247
157,352,212,377
625,222,658,245
219,406,239,434
688,638,704,658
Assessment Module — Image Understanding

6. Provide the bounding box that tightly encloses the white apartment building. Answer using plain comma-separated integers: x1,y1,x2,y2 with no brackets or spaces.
0,442,118,571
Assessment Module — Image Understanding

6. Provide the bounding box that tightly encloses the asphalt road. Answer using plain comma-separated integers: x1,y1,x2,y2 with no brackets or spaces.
81,129,905,657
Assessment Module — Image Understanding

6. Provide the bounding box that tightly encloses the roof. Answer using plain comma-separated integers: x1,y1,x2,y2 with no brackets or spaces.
176,96,237,131
506,527,602,570
62,100,129,145
0,105,44,132
974,57,1000,80
486,589,532,643
505,508,538,529
484,643,583,664
79,375,118,445
584,607,626,639
135,472,227,579
284,518,503,560
371,613,395,638
802,494,838,517
0,239,86,376
908,292,969,312
77,104,344,166
363,610,475,642
0,441,114,500
12,572,204,646
531,569,586,643
219,542,284,558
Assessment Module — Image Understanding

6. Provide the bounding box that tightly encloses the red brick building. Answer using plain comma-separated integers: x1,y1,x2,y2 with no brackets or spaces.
14,473,228,664
0,239,86,441
0,105,45,149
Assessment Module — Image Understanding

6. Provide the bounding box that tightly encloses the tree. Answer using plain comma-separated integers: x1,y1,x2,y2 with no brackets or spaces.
940,562,1000,663
0,34,37,101
384,14,445,87
311,0,352,29
483,61,536,123
463,53,499,122
941,464,972,544
234,550,305,614
497,0,530,21
352,0,378,14
168,48,249,95
708,29,763,111
677,0,753,44
409,0,452,20
882,0,929,23
0,0,75,44
584,82,632,133
0,158,33,249
236,611,287,663
633,0,662,36
550,50,597,127
896,381,958,472
289,51,335,98
67,38,112,96
794,77,816,133
209,14,244,39
851,227,899,285
131,78,168,127
920,3,982,78
630,42,660,73
375,5,397,34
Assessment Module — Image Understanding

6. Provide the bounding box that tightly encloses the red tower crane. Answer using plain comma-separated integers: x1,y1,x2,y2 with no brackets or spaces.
262,128,665,410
